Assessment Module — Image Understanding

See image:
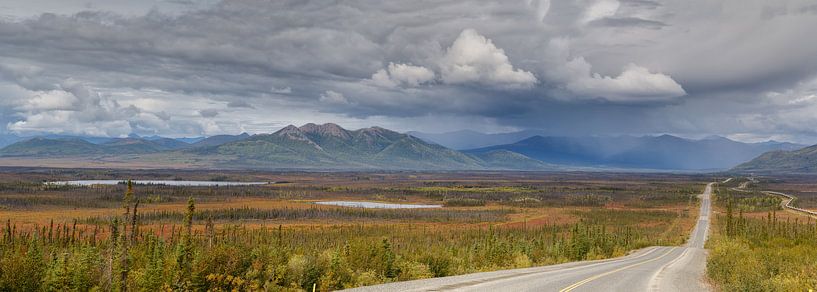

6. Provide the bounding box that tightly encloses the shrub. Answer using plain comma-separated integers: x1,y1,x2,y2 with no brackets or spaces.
443,198,486,207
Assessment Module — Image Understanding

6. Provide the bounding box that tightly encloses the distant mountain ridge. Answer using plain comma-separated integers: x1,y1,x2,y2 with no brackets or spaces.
464,134,803,170
0,133,251,157
408,130,546,150
0,124,552,170
0,125,805,171
0,137,187,156
190,133,250,148
197,123,505,170
0,134,23,149
732,144,817,173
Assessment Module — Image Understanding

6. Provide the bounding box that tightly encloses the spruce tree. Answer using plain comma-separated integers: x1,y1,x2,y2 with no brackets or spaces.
175,197,195,289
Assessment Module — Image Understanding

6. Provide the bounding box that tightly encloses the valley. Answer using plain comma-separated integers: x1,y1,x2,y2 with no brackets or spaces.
2,1,815,290
0,169,705,291
0,123,809,172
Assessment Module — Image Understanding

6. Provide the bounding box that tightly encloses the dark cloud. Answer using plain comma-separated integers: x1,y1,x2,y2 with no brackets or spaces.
589,17,667,29
619,0,662,9
0,0,815,142
226,100,254,109
198,109,219,118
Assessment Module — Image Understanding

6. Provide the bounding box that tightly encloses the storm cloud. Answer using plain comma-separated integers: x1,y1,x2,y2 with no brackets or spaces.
0,0,816,142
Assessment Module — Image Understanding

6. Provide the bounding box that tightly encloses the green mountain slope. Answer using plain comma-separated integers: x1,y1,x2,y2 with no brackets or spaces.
0,123,556,170
214,125,341,167
469,150,554,170
732,144,817,173
190,133,250,148
206,123,486,170
0,138,103,156
0,137,189,156
102,138,176,154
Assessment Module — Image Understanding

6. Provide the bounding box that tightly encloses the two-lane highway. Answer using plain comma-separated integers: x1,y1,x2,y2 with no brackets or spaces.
348,183,714,292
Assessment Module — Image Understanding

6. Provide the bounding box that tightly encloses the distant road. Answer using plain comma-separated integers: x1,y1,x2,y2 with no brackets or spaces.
764,191,817,219
348,183,714,292
728,178,817,219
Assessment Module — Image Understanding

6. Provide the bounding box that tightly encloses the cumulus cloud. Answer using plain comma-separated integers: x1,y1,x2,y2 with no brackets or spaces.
542,38,685,102
582,0,621,24
319,90,349,104
368,63,435,88
0,0,816,141
17,90,78,111
7,81,141,136
439,29,537,88
3,80,220,137
564,61,686,102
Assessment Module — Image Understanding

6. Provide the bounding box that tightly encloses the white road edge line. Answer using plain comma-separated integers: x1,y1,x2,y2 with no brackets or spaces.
647,182,713,292
413,247,665,292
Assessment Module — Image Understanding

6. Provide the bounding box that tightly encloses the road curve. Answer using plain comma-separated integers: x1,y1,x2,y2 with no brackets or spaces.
728,178,817,219
347,183,714,292
763,191,817,218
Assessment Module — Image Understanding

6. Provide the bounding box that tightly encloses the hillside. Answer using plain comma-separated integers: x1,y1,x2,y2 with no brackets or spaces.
0,137,191,156
190,133,250,148
0,134,23,149
468,150,553,170
732,144,817,173
204,123,489,170
0,138,104,156
408,130,544,150
465,135,803,170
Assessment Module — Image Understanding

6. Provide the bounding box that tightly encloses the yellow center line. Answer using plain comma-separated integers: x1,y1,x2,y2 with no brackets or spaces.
559,247,678,292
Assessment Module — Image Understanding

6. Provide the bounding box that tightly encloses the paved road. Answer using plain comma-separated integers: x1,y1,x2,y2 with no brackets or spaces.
728,177,817,219
348,183,714,292
764,191,817,219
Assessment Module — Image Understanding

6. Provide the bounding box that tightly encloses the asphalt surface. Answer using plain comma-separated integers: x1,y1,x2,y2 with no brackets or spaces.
728,177,817,219
348,183,714,292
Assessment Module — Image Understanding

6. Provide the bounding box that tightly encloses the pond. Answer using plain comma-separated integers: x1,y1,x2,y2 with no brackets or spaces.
45,180,272,187
314,201,442,209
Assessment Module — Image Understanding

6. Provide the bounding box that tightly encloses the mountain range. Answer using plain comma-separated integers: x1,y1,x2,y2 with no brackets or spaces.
0,133,248,157
0,124,551,170
407,130,546,150
731,144,817,173
462,135,802,170
0,134,23,149
0,124,810,171
190,124,550,170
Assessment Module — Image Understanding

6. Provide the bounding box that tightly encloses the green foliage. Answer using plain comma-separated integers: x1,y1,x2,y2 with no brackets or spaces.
733,143,817,173
212,125,487,170
707,203,817,291
174,197,196,289
564,194,611,206
41,247,102,291
0,240,45,291
0,181,697,291
80,206,509,225
442,198,486,207
0,214,683,291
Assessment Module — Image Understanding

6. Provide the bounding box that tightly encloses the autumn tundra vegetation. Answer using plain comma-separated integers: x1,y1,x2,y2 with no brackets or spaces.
706,178,817,291
0,169,705,291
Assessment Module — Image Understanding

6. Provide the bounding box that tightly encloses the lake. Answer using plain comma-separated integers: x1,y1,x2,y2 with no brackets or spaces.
45,180,272,187
314,201,442,209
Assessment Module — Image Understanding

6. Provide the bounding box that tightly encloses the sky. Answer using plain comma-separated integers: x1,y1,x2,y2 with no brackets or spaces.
0,0,816,143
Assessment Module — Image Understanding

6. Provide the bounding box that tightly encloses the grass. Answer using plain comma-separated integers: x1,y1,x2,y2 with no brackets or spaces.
0,169,706,291
707,186,817,291
0,206,690,291
78,206,511,225
443,198,486,207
